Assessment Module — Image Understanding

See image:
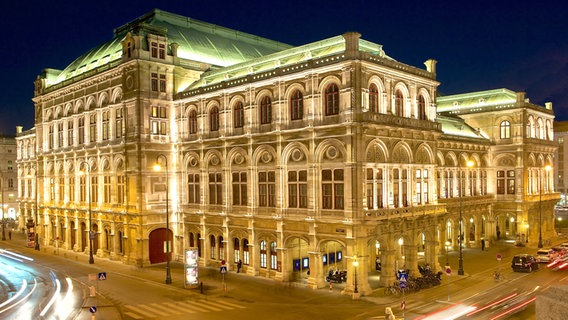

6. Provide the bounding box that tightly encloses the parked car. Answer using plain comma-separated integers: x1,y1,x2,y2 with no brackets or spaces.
536,249,558,263
558,242,568,250
511,254,540,272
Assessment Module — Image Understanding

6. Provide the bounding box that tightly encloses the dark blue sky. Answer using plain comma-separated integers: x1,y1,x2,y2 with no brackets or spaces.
1,0,567,135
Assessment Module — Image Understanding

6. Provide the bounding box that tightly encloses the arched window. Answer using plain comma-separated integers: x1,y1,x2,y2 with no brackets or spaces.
270,241,278,270
234,238,240,263
243,239,250,264
325,83,340,116
418,95,426,120
260,96,272,124
210,106,219,132
234,102,244,128
500,120,511,139
369,84,379,113
210,235,216,259
188,110,197,134
290,90,303,120
260,240,267,268
395,90,404,116
218,235,224,261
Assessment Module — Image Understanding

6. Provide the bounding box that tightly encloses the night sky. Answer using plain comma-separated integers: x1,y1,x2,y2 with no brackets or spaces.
1,0,567,135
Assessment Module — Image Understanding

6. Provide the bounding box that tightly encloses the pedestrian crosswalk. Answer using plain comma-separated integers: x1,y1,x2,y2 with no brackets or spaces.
123,299,246,319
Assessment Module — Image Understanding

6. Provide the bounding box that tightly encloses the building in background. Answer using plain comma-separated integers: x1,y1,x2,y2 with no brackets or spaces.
0,134,18,233
553,121,568,234
15,9,559,295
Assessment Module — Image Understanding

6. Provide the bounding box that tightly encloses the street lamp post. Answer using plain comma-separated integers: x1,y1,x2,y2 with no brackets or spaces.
458,159,474,276
154,154,172,284
538,165,552,249
81,162,95,264
352,257,359,294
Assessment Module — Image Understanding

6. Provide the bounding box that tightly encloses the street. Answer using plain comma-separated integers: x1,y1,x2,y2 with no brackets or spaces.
1,230,567,319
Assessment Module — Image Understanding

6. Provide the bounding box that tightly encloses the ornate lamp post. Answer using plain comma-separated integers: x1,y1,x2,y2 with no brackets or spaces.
80,162,95,264
458,159,474,276
154,154,172,284
538,165,552,248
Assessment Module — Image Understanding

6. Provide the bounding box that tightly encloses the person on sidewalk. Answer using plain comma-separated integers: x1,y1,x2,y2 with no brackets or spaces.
481,239,485,251
8,230,11,240
237,259,242,273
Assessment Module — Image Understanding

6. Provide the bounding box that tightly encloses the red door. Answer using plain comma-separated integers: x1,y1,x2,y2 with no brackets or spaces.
149,228,172,264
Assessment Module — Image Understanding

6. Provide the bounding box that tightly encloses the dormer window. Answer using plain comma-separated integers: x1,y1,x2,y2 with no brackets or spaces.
151,42,158,58
151,42,166,59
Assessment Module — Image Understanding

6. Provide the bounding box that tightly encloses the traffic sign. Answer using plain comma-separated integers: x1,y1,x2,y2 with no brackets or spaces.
220,265,227,274
89,306,97,313
496,253,502,261
446,267,452,275
98,272,107,280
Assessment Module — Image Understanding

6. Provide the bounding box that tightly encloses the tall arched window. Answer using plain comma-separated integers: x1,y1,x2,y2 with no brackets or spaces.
260,240,267,268
234,238,240,263
418,95,426,120
369,84,379,113
210,106,219,132
325,83,339,116
234,102,244,128
500,120,511,139
189,110,197,134
395,90,404,116
260,96,272,124
210,235,216,259
243,239,250,264
270,241,278,270
290,90,303,120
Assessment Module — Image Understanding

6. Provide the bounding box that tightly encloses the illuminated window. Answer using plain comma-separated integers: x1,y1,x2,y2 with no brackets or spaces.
151,106,167,135
366,168,384,209
325,83,340,116
234,102,244,128
500,121,511,139
57,122,63,148
103,175,111,203
260,96,272,125
270,241,278,270
290,90,303,120
210,235,216,259
117,174,126,204
78,117,85,144
48,125,54,149
233,238,240,263
243,239,250,264
496,170,515,195
260,240,267,268
68,174,75,202
369,84,379,113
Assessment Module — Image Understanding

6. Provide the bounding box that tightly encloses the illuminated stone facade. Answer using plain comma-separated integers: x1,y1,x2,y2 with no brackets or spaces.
16,9,558,295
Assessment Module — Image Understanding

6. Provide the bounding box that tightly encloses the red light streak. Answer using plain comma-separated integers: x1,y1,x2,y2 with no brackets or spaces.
466,293,518,316
489,297,536,320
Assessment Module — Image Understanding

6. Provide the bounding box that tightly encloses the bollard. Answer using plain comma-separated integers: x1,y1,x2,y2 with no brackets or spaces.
200,282,203,294
329,282,333,292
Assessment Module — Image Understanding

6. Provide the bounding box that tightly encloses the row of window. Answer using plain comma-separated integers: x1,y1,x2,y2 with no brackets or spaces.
499,119,553,140
185,84,429,134
46,109,124,149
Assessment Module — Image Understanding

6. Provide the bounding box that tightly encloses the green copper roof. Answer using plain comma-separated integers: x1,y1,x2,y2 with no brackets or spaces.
437,88,518,112
43,9,292,87
183,35,393,91
436,115,488,140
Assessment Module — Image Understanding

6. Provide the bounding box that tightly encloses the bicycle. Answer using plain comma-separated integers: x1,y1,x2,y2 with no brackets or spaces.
493,271,504,281
384,283,401,296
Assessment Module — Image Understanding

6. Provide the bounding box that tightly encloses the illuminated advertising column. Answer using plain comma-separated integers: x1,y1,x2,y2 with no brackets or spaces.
185,248,199,288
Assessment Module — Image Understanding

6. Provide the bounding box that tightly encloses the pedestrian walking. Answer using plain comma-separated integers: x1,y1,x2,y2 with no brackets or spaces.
481,239,485,251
